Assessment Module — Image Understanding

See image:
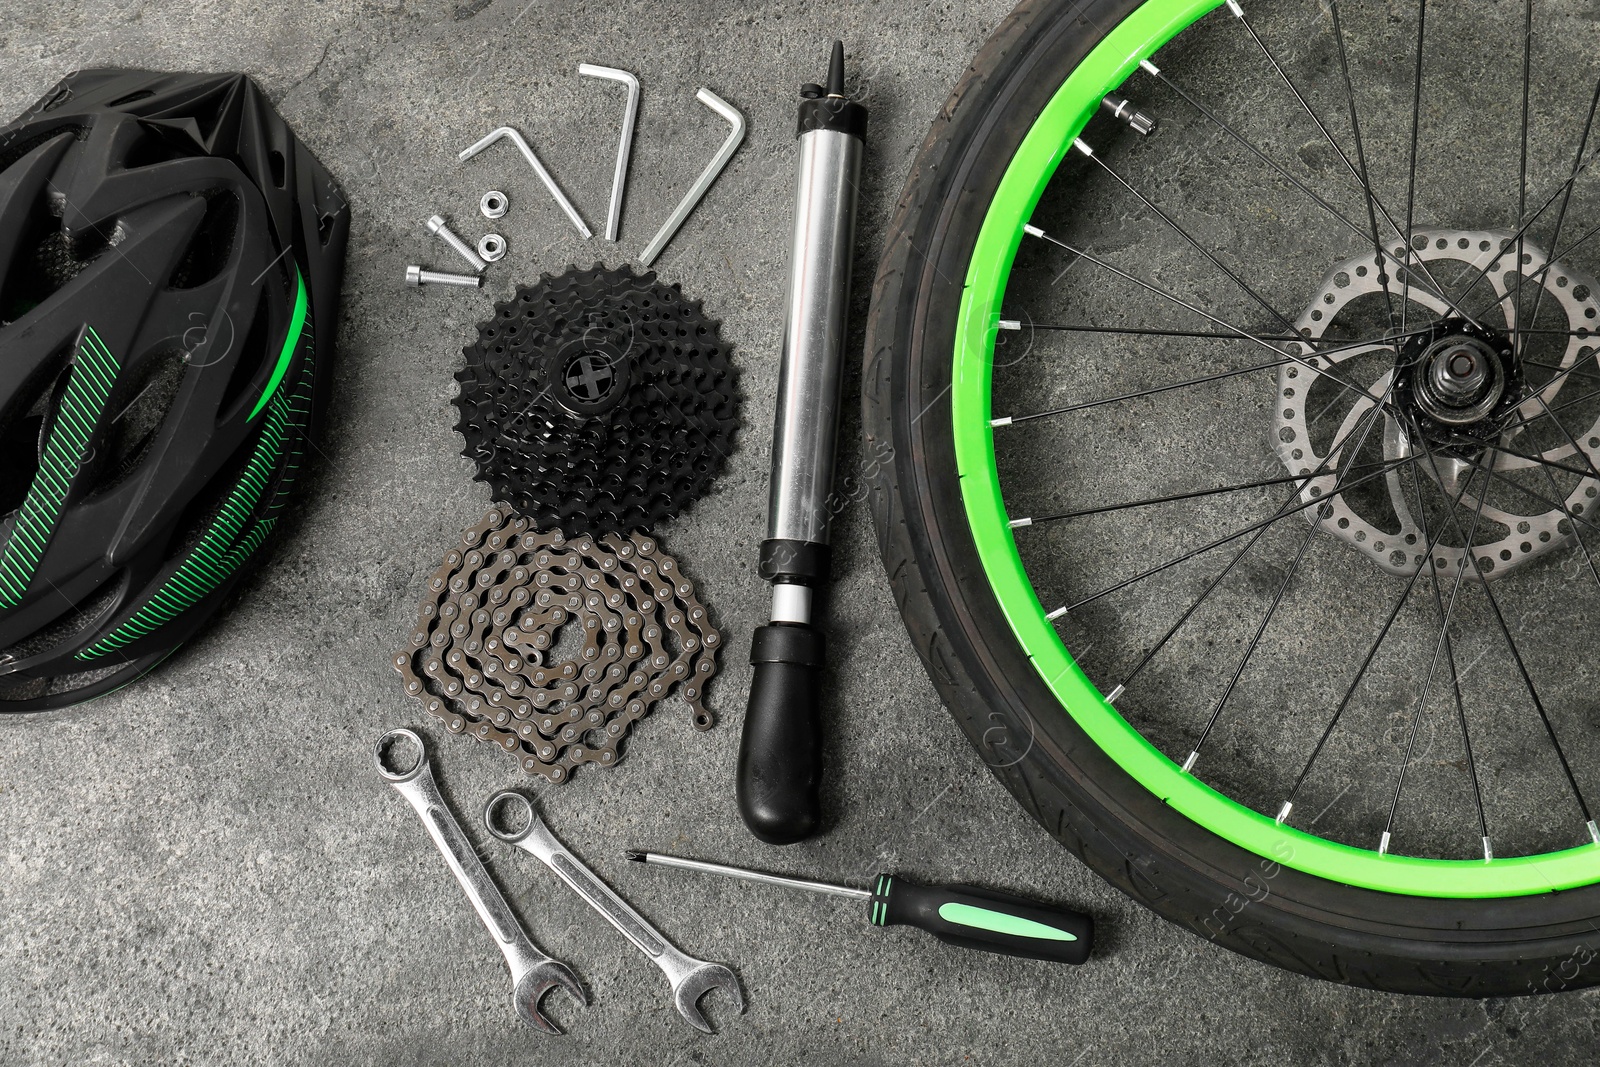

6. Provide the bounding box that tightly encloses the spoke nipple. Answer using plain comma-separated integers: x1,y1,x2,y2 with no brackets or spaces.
1023,223,1045,239
997,319,1022,331
1046,605,1068,622
1378,831,1392,856
1225,0,1244,16
1181,750,1198,774
990,415,1014,428
1483,836,1494,863
1009,516,1034,529
1139,59,1161,76
1104,684,1125,704
1588,820,1600,846
1275,801,1293,826
1072,137,1094,156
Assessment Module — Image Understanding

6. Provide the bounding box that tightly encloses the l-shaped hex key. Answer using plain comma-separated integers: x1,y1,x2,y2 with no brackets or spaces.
459,126,592,239
638,88,746,267
578,63,640,243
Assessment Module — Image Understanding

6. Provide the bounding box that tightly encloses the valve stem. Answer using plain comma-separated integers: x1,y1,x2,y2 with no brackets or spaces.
1101,93,1157,136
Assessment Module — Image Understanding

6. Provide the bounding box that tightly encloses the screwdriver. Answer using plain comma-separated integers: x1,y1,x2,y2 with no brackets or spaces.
626,851,1092,965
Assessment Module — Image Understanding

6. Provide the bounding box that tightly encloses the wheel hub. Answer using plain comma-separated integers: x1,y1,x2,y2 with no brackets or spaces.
1393,318,1521,453
1273,227,1600,580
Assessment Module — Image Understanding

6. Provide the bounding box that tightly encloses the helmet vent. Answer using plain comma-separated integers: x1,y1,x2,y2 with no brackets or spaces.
0,350,70,518
84,350,187,500
106,89,155,109
1,219,121,325
168,191,239,290
268,150,286,188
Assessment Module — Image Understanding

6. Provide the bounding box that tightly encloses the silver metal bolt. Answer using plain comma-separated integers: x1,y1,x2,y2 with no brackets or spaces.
406,265,484,289
426,214,487,272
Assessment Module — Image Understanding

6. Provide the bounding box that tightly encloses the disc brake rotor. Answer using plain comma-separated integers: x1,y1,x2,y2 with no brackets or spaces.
393,508,721,783
1275,227,1600,579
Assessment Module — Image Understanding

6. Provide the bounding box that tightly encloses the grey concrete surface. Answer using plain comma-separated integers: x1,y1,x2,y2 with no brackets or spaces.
1,1,1598,1065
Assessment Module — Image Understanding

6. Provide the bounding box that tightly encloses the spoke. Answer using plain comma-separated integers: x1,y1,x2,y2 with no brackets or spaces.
1139,61,1370,243
1398,0,1428,332
1227,1,1469,327
1282,462,1480,814
1450,450,1600,538
1112,399,1394,697
1525,78,1600,345
1000,355,1293,425
1023,226,1389,405
1072,138,1301,336
1405,459,1490,849
1184,379,1400,767
1522,355,1600,387
998,325,1432,426
1449,128,1600,316
1513,0,1533,354
1497,376,1600,433
1184,492,1318,770
1415,433,1595,827
1383,443,1493,853
1482,212,1600,313
1062,455,1413,613
1478,441,1596,481
1015,460,1395,525
1011,322,1305,342
1329,0,1396,324
1526,394,1600,587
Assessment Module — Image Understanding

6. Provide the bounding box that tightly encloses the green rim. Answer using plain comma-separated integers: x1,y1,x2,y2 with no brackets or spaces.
950,0,1600,897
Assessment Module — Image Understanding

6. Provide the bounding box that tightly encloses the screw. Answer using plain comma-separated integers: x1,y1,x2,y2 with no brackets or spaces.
426,214,487,272
406,265,484,289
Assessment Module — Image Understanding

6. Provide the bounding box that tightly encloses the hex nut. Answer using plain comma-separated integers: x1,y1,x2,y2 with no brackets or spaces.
481,191,509,220
478,233,507,263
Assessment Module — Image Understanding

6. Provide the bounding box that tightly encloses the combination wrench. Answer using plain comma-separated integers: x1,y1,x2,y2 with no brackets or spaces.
485,791,745,1034
376,729,587,1034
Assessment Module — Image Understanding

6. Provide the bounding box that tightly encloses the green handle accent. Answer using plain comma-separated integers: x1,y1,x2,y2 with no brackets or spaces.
937,901,1078,942
867,875,1092,964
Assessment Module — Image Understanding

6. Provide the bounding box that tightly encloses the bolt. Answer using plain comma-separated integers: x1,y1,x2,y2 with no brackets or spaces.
406,265,484,289
426,214,487,272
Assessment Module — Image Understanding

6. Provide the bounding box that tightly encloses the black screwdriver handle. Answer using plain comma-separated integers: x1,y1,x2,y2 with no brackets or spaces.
868,875,1093,964
737,622,825,844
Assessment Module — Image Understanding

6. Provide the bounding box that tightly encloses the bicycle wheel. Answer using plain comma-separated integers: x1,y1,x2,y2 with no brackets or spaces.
866,0,1600,994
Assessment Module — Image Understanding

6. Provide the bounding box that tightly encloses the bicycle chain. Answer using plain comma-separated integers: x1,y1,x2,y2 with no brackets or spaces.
392,508,721,782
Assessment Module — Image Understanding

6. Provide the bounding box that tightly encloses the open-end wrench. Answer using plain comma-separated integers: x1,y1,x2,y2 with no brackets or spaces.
376,730,587,1034
485,791,745,1035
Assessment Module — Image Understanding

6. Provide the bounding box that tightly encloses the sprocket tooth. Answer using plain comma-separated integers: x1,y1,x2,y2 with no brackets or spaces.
452,264,739,536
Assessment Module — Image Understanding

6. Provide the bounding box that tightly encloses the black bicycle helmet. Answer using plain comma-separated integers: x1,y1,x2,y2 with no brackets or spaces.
0,70,350,710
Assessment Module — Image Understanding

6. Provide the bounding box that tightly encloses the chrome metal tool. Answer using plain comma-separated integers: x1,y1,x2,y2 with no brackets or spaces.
637,88,745,267
486,792,745,1034
376,729,586,1033
736,41,866,845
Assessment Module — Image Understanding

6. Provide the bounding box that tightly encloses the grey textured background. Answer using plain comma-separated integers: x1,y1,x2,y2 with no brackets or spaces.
0,1,1596,1065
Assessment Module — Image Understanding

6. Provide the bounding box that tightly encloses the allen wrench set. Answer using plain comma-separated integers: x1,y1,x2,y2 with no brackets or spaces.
405,63,746,287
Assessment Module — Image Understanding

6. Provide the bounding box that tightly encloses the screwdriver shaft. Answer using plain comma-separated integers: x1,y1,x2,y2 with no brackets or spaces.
626,851,870,901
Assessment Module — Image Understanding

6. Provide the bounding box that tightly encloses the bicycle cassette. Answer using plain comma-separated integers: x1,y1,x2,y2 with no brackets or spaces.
453,264,738,535
392,508,722,783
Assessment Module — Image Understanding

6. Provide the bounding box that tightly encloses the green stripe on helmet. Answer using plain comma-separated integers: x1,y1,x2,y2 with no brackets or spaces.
0,326,121,608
